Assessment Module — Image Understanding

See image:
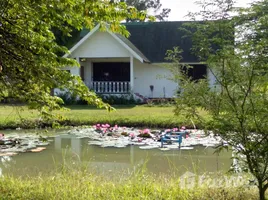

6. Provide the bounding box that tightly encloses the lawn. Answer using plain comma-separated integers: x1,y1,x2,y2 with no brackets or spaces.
0,104,206,129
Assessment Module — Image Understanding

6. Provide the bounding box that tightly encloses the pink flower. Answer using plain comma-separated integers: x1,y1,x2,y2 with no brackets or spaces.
143,129,150,134
114,125,118,129
129,133,135,137
173,128,178,131
165,129,171,133
181,126,186,130
96,124,100,127
105,124,110,128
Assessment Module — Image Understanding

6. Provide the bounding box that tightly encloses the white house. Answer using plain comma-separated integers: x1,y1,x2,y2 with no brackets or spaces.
61,21,216,99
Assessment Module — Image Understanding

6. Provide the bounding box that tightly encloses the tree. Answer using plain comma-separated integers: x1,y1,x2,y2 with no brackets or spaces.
0,0,149,119
121,0,170,21
166,0,268,199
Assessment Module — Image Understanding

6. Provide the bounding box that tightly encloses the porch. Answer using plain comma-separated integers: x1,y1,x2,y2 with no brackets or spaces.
78,57,134,94
91,81,130,93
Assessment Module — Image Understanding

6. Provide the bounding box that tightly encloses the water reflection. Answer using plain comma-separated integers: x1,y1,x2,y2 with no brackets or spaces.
0,134,232,177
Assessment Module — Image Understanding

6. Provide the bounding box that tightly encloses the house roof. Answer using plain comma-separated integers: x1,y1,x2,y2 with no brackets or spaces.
63,24,150,63
114,33,150,63
123,21,197,63
64,21,199,63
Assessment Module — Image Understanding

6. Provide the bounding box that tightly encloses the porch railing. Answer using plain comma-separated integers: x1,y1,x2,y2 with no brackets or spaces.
91,81,130,93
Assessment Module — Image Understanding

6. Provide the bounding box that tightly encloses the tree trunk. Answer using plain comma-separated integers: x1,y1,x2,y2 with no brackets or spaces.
258,184,266,200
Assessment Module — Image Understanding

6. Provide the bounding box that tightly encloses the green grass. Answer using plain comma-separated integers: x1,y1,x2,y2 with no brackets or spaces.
0,104,208,129
0,169,259,200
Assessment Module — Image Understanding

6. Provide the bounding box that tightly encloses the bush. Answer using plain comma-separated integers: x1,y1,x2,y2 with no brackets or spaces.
145,98,175,107
98,94,142,105
56,92,87,105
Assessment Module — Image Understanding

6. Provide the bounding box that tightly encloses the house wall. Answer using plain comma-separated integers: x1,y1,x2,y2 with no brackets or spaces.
133,59,178,98
54,65,80,95
71,31,132,58
68,31,133,85
207,68,217,88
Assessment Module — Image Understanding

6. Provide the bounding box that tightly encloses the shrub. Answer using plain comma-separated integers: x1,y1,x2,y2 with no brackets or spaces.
98,94,142,105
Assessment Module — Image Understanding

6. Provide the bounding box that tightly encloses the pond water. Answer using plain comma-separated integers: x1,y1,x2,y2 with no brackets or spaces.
0,129,232,177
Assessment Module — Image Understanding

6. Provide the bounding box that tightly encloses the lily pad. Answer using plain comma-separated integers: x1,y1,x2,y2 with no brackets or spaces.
0,152,18,156
30,147,46,152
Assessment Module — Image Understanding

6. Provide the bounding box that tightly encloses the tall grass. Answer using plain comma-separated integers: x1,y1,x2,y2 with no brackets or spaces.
0,168,258,200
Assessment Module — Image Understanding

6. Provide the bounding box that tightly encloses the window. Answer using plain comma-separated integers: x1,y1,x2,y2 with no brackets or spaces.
182,64,207,81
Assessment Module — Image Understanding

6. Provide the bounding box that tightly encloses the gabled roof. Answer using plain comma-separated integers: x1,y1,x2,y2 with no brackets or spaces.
63,21,200,63
114,33,150,63
63,24,150,63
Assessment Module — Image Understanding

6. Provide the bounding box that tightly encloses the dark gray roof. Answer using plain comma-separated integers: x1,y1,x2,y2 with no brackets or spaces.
123,21,197,63
114,33,150,63
69,21,199,63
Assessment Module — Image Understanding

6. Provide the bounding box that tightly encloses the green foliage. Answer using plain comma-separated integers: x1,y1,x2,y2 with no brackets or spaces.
167,0,268,199
145,98,175,107
122,0,171,21
0,0,152,119
98,94,142,105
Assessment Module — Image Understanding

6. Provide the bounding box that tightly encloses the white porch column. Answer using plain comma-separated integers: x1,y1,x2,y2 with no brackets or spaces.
71,57,80,76
130,56,134,91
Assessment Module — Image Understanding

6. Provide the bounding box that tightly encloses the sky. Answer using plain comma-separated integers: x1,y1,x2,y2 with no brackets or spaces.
160,0,255,21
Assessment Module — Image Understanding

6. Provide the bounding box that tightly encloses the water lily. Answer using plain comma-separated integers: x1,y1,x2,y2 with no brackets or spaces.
129,133,135,138
143,129,150,134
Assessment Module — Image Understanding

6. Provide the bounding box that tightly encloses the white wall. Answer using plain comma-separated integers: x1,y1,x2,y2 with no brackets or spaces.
207,68,217,88
71,31,132,58
54,65,80,95
133,59,178,98
63,66,80,76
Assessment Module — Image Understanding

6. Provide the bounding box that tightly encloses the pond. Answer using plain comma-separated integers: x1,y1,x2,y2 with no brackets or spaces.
0,129,232,178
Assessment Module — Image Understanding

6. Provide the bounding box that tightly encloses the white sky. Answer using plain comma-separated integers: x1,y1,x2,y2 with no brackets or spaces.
160,0,255,21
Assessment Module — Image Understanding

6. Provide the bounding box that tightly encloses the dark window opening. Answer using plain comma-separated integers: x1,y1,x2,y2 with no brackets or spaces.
182,64,207,81
93,62,130,82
